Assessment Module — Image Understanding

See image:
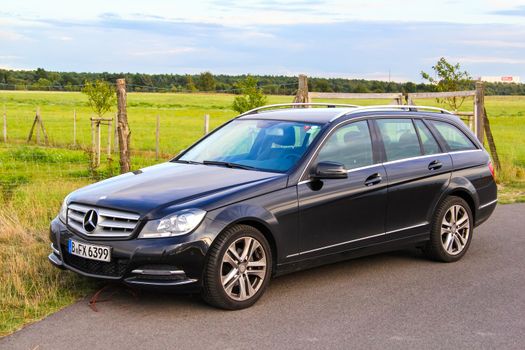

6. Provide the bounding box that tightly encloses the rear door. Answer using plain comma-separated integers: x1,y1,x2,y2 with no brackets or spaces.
296,120,387,257
374,117,453,236
428,119,496,208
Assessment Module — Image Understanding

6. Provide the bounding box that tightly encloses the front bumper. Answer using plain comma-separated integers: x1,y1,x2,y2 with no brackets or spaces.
48,217,212,291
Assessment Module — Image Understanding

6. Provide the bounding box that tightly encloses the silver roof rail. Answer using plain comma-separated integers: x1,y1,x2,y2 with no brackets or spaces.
329,105,455,121
328,105,456,122
239,103,361,116
350,105,454,114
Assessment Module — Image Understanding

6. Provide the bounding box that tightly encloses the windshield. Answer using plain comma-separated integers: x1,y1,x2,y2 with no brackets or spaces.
178,119,322,173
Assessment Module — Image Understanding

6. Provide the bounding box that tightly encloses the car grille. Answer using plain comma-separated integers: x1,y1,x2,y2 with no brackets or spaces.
67,203,140,238
61,245,129,277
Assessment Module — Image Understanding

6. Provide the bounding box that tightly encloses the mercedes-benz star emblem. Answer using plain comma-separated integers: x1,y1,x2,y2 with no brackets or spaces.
83,209,98,233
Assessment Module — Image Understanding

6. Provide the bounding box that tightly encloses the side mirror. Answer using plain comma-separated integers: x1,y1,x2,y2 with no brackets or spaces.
312,161,348,180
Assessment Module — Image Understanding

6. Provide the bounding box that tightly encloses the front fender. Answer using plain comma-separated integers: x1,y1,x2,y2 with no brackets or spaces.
205,187,299,263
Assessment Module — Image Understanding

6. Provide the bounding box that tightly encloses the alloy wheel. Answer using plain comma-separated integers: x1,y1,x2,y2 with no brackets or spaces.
221,236,267,301
441,204,470,255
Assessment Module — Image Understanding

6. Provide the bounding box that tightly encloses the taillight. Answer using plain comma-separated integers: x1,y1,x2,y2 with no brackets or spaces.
488,161,495,178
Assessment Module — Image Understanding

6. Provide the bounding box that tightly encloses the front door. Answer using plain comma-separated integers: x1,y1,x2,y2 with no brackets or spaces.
296,120,387,257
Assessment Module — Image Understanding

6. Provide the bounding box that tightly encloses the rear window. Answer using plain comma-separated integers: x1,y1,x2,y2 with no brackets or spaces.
430,121,477,151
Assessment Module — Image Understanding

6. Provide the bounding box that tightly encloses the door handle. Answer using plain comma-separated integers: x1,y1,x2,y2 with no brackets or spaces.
364,173,382,187
428,160,443,170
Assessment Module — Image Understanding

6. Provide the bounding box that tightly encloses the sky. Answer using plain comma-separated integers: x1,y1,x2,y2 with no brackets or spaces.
1,0,525,82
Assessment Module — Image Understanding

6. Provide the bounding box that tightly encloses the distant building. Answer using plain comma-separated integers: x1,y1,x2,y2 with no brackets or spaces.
478,76,521,83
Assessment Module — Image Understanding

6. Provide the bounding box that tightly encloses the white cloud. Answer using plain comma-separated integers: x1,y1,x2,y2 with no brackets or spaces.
4,0,525,27
0,55,21,60
458,40,525,49
130,47,198,56
448,56,525,64
0,30,27,41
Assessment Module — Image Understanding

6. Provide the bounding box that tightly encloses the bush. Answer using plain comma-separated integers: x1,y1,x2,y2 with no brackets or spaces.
81,80,116,118
232,76,268,114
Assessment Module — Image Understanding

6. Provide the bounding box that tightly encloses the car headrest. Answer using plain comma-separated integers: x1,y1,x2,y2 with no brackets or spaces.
343,131,362,144
399,131,417,143
271,126,295,146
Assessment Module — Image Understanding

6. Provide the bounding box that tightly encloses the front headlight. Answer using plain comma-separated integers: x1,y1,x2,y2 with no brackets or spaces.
138,208,206,238
58,196,69,223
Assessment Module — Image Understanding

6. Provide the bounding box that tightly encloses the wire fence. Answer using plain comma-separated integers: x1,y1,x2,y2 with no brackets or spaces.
1,95,524,207
0,101,238,204
0,82,299,94
1,104,232,150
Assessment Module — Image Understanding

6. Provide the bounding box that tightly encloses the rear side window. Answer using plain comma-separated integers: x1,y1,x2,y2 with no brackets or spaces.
414,120,441,155
430,121,477,151
317,120,374,170
377,119,422,161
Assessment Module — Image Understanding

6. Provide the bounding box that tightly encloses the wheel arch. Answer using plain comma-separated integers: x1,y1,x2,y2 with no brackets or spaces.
439,180,479,224
448,190,476,220
225,218,278,275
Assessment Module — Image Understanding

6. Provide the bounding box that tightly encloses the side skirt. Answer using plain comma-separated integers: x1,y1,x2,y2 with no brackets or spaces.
274,233,429,277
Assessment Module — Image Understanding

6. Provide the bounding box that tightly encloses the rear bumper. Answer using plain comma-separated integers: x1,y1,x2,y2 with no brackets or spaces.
48,217,211,291
475,198,498,227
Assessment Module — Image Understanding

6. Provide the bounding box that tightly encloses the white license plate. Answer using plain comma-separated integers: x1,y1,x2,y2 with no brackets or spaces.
68,239,111,262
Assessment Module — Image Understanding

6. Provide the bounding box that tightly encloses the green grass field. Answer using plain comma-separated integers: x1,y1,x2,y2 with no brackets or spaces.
0,91,524,336
1,91,524,164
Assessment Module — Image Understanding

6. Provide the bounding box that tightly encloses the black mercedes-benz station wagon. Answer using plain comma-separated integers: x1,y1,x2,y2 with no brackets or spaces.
49,103,497,309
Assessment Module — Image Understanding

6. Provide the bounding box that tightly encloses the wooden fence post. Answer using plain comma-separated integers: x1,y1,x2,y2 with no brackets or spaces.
107,119,112,157
116,79,131,173
204,114,210,135
2,104,6,143
97,120,101,167
483,108,501,170
293,74,311,105
73,109,77,146
156,115,160,160
40,110,49,145
36,107,41,145
474,81,485,143
114,112,119,153
26,107,49,145
90,117,96,168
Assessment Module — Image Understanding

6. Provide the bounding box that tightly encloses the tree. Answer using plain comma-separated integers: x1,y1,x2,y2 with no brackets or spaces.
421,57,472,110
232,76,268,113
313,78,333,92
198,71,216,92
32,78,53,90
81,80,116,117
185,75,197,92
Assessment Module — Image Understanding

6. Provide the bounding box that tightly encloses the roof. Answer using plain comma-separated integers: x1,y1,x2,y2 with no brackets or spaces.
237,105,459,124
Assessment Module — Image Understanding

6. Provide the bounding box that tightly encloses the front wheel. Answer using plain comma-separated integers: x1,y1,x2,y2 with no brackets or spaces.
424,196,473,262
202,224,272,310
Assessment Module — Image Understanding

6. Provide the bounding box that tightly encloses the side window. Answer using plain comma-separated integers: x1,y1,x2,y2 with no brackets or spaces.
431,121,477,151
415,120,441,155
317,120,374,170
377,119,422,161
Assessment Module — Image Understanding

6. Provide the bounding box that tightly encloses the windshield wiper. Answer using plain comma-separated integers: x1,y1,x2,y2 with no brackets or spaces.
202,160,257,170
172,159,202,165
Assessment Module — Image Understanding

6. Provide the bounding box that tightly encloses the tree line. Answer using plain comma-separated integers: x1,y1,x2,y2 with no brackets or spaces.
0,68,524,95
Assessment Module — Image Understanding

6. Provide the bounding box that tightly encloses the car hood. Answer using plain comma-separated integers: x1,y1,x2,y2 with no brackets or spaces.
67,162,287,218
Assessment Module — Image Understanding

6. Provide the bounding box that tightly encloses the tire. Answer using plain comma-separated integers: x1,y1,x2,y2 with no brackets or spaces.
424,196,474,262
202,224,272,310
